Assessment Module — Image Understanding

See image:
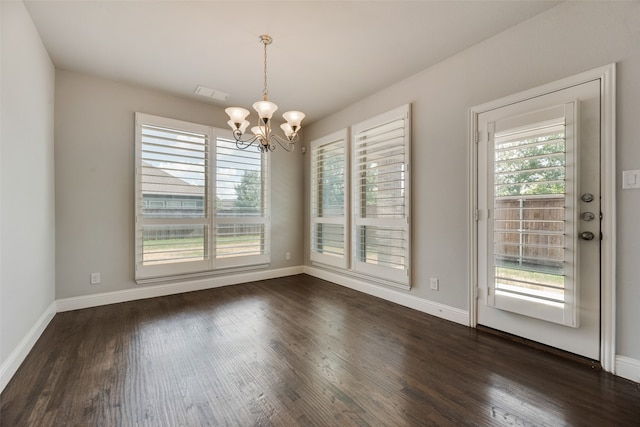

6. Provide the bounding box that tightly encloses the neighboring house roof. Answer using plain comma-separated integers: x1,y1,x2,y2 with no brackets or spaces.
141,161,203,197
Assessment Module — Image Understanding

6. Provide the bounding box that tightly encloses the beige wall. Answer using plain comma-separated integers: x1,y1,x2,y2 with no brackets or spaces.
304,2,640,360
0,1,56,363
54,70,304,299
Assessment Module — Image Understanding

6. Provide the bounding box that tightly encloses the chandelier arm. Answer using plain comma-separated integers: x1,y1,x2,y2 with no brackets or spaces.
233,133,259,150
270,134,295,152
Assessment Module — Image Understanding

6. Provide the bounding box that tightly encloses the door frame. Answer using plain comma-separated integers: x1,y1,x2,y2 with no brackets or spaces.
468,63,616,373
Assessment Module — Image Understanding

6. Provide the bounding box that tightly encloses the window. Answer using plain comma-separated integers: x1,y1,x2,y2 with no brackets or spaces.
309,105,411,288
310,129,348,269
135,113,270,281
215,137,269,269
352,105,411,287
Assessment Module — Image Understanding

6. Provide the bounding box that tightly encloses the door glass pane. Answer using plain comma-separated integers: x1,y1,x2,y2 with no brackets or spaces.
493,120,566,306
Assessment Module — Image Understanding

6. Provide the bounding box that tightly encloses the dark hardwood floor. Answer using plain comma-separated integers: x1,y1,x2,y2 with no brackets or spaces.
1,274,638,426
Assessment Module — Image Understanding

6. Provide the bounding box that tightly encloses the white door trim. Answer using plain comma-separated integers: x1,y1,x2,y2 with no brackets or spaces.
468,63,616,373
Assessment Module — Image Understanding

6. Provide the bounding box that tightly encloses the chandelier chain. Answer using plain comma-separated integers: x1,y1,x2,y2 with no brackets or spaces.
263,39,268,100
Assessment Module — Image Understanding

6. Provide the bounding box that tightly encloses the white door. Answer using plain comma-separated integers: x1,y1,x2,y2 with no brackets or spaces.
476,79,601,360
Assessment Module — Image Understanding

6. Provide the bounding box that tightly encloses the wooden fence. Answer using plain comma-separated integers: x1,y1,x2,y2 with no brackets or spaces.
493,195,564,270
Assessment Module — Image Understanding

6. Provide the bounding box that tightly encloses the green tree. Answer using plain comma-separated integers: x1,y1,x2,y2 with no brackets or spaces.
234,170,261,212
319,150,344,216
495,133,565,197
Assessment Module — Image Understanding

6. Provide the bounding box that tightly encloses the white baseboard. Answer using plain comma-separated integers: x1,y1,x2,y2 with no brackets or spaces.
56,266,305,312
615,355,640,383
0,301,56,393
304,266,469,326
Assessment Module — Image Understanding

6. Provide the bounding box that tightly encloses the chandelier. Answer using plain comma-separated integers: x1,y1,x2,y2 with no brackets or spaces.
225,35,305,153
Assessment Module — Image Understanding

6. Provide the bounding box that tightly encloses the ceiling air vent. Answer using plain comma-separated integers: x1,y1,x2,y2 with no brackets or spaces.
194,85,229,101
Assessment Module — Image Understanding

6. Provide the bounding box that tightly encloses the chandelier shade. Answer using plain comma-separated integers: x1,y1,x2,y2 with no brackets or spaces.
225,35,305,153
252,101,278,120
225,107,250,123
280,123,294,138
282,111,305,128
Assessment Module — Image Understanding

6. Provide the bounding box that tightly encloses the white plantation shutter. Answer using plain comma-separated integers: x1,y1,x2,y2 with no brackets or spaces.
310,130,348,268
487,103,579,326
215,137,269,268
135,113,270,281
352,104,411,287
135,114,212,279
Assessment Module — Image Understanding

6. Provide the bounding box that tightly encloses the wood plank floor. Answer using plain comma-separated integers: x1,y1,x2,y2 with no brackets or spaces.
1,274,638,426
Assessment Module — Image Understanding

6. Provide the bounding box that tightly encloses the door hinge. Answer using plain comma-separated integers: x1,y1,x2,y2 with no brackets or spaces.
475,131,489,143
473,287,479,299
474,209,479,221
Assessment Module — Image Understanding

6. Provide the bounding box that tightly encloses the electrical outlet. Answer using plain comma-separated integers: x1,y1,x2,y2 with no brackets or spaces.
285,252,291,261
90,272,101,285
430,277,439,291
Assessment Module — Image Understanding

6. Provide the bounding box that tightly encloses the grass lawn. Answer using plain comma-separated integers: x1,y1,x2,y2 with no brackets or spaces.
143,235,262,264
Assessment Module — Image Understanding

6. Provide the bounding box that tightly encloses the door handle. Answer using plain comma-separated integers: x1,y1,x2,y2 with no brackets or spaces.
580,231,595,241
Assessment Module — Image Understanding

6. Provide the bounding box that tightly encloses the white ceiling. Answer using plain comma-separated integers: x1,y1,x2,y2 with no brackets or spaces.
24,0,561,125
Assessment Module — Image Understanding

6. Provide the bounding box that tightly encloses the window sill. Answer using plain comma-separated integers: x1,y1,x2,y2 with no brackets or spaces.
311,261,411,291
135,263,270,285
